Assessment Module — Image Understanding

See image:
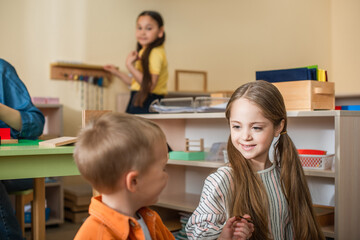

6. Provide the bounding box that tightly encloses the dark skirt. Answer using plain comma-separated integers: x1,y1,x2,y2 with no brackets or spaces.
126,91,164,114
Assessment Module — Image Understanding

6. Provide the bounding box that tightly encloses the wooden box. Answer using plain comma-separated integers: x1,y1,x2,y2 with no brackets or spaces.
272,80,335,111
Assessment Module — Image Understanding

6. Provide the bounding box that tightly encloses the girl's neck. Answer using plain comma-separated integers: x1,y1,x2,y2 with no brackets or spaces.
251,157,272,172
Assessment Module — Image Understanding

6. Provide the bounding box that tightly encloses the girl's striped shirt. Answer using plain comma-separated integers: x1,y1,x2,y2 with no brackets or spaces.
185,164,294,240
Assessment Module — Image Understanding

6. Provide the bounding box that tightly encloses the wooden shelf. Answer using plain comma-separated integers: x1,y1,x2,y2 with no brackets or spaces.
138,112,226,119
168,159,226,168
304,169,335,178
156,193,200,212
49,62,111,86
322,225,335,238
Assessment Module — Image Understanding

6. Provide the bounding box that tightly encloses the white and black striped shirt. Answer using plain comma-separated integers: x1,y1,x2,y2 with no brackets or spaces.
185,165,294,240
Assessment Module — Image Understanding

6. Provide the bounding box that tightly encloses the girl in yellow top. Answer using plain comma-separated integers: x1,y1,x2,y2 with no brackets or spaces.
104,11,168,114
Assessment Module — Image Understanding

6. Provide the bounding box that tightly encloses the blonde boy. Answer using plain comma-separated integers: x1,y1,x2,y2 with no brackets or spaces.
73,113,174,240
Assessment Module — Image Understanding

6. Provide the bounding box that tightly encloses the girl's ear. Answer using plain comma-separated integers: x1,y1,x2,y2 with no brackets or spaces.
275,119,285,137
125,170,139,192
158,27,164,38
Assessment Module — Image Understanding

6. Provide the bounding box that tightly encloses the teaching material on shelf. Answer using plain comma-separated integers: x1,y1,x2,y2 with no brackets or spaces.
185,138,204,152
31,97,59,105
39,136,77,147
50,62,112,87
317,69,328,82
195,97,229,112
297,149,327,155
0,128,10,139
340,105,360,110
169,151,205,161
150,97,229,113
170,138,206,160
256,66,318,83
25,206,50,224
206,142,227,161
1,139,18,144
272,80,335,111
299,154,334,170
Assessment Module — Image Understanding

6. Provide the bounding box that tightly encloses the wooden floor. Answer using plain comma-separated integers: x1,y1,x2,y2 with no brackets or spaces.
25,220,82,240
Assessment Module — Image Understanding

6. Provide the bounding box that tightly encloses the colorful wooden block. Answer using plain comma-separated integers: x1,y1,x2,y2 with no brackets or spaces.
0,128,10,139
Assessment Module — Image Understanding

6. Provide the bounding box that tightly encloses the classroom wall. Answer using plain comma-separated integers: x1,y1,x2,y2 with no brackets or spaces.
331,0,360,95
0,0,358,136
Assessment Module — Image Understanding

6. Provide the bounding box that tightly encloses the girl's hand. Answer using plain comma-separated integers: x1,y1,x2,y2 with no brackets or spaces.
218,215,254,240
126,51,139,67
103,64,119,75
232,214,254,240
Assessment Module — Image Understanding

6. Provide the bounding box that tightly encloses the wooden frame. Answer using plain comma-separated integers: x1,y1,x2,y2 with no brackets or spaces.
175,69,207,92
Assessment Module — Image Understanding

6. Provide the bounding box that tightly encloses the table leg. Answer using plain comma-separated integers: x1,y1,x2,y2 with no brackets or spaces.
32,178,46,240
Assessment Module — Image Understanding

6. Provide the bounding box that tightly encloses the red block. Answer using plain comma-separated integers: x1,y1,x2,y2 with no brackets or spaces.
0,128,11,139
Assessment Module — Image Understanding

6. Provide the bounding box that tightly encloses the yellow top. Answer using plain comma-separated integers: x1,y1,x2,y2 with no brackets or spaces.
130,45,168,95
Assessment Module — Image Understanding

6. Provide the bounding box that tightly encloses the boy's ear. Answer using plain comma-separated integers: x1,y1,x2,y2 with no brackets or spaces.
275,119,285,137
158,27,164,38
125,170,139,193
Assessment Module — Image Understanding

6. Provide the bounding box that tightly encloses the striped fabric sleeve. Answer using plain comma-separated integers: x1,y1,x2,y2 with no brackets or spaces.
185,167,234,240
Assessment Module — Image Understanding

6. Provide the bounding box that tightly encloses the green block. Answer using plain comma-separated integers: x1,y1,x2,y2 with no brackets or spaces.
169,151,205,161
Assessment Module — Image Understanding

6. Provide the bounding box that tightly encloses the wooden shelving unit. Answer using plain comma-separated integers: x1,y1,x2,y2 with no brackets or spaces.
24,180,64,227
140,110,360,239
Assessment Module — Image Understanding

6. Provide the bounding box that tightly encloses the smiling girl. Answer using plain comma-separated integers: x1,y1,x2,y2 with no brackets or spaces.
104,11,168,114
186,80,324,240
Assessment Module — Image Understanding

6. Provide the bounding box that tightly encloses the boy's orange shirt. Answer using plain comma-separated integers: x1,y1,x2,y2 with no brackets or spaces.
74,196,175,240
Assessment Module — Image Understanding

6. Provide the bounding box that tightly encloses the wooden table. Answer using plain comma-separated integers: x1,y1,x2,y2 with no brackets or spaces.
0,140,78,240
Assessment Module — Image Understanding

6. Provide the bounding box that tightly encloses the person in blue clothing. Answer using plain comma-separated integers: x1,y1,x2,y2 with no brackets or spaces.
0,58,45,240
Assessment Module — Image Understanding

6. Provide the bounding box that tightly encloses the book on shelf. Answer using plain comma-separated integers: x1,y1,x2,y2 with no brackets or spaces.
256,65,318,83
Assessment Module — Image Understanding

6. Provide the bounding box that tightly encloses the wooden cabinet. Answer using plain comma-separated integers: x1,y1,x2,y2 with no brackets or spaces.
141,110,360,239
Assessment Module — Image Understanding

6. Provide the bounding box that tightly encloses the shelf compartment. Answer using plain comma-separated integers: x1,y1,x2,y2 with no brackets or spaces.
322,225,335,238
156,193,200,212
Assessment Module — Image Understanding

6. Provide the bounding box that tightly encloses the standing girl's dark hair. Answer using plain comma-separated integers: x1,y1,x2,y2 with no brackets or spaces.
134,11,165,107
225,80,324,240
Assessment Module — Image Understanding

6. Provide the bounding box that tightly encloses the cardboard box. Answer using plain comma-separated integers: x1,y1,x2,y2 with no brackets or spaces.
272,80,335,111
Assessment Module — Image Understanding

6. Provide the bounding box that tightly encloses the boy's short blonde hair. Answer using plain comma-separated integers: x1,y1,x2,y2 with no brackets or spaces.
73,113,166,194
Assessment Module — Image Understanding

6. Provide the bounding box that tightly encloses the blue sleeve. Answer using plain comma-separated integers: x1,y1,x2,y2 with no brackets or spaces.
0,59,45,139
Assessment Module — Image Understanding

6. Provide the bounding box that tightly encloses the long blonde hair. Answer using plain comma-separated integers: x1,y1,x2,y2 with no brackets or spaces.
225,81,324,240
